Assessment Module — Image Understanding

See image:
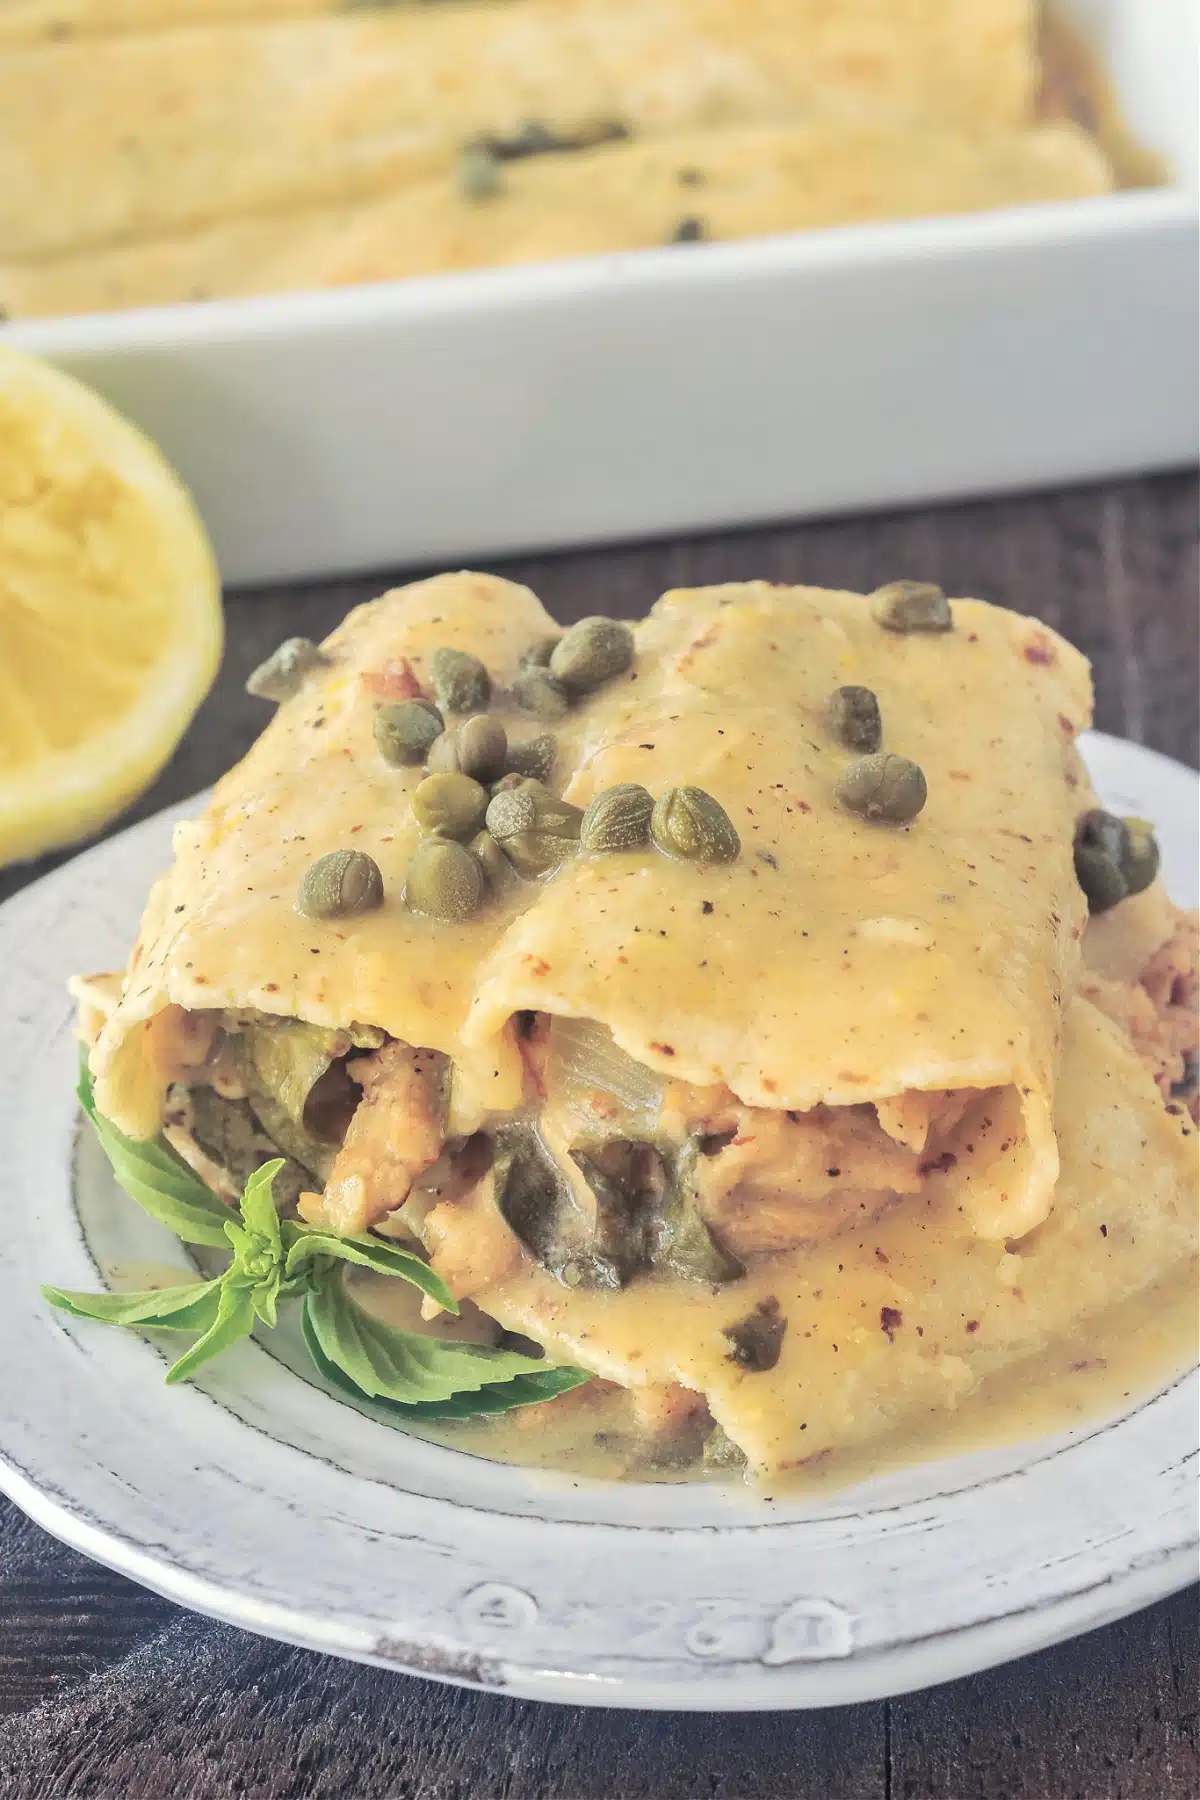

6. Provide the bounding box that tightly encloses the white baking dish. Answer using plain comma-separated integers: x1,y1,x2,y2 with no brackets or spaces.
7,0,1197,588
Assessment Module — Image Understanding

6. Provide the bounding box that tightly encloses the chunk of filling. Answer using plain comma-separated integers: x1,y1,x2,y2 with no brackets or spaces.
156,1007,1003,1288
1083,909,1200,1120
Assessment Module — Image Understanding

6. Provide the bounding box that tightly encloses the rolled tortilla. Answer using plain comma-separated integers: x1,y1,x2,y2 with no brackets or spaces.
446,995,1198,1473
0,0,1037,257
1,118,1110,320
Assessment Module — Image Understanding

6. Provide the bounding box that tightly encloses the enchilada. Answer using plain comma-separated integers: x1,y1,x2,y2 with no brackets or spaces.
65,575,1197,1480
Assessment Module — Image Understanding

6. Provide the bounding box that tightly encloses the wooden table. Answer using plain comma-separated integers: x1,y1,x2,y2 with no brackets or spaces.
2,473,1197,1800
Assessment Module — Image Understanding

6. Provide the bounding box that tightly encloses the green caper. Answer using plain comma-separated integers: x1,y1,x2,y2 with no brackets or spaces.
373,698,444,766
650,787,740,864
1074,846,1128,914
1122,818,1160,896
1073,809,1130,913
404,839,485,922
506,733,556,782
296,849,384,920
1074,808,1130,868
513,667,571,720
486,781,583,877
869,580,953,634
549,616,635,694
469,829,514,892
429,646,492,714
519,635,561,670
1071,808,1153,914
245,637,328,702
836,753,927,823
824,685,882,753
428,714,508,781
581,783,654,853
457,140,503,203
412,772,488,841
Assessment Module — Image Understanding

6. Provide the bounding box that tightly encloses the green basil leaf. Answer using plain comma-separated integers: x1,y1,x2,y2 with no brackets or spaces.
238,1158,285,1254
251,1275,282,1330
42,1277,224,1333
300,1301,589,1420
281,1221,458,1314
77,1051,233,1248
301,1274,590,1414
164,1277,259,1385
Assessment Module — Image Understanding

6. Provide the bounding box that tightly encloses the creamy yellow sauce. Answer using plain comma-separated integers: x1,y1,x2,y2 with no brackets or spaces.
351,1259,1199,1491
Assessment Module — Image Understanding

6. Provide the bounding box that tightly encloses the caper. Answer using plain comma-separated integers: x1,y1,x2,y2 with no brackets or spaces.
412,772,488,841
1075,808,1131,867
373,698,444,766
486,782,583,877
581,783,654,854
1122,818,1160,896
869,580,953,634
1074,846,1128,914
428,714,508,781
513,667,571,720
404,839,484,922
549,616,634,694
506,733,556,782
836,753,927,823
824,685,882,753
429,646,492,715
1073,809,1130,913
650,787,740,864
1071,808,1157,914
469,829,514,892
296,849,384,920
457,140,503,203
519,635,561,670
245,636,327,702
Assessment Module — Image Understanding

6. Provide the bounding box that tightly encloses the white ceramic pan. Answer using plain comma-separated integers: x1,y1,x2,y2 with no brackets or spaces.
5,0,1198,587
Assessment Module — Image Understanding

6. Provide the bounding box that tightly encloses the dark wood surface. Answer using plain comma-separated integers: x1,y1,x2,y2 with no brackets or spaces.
2,473,1197,1800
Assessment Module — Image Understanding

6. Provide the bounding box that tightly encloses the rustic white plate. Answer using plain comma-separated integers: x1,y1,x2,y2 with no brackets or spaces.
0,731,1195,1710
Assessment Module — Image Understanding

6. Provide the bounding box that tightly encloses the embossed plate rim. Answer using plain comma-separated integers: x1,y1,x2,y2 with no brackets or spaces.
0,731,1196,1710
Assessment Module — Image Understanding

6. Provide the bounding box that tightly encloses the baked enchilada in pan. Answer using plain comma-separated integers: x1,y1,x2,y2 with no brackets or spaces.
57,576,1198,1483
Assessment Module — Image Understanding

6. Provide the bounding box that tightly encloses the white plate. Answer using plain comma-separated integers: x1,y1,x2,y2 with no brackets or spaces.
4,1,1198,587
0,731,1195,1711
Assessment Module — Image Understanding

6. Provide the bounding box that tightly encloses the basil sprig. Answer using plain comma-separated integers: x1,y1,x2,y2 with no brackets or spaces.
46,1056,589,1416
76,1057,233,1247
301,1277,590,1419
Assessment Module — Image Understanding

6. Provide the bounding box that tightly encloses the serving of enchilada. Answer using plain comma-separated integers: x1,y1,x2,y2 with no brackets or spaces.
58,574,1198,1486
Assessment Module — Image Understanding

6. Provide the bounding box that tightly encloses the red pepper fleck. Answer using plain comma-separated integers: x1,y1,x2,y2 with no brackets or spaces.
360,658,421,700
649,1041,677,1057
965,1319,980,1333
880,1306,903,1341
1023,634,1056,666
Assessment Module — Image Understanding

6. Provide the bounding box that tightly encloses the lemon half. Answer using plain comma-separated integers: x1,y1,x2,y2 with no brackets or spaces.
0,344,222,867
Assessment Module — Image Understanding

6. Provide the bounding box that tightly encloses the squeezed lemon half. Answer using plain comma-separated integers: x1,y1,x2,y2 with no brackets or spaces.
0,344,222,867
